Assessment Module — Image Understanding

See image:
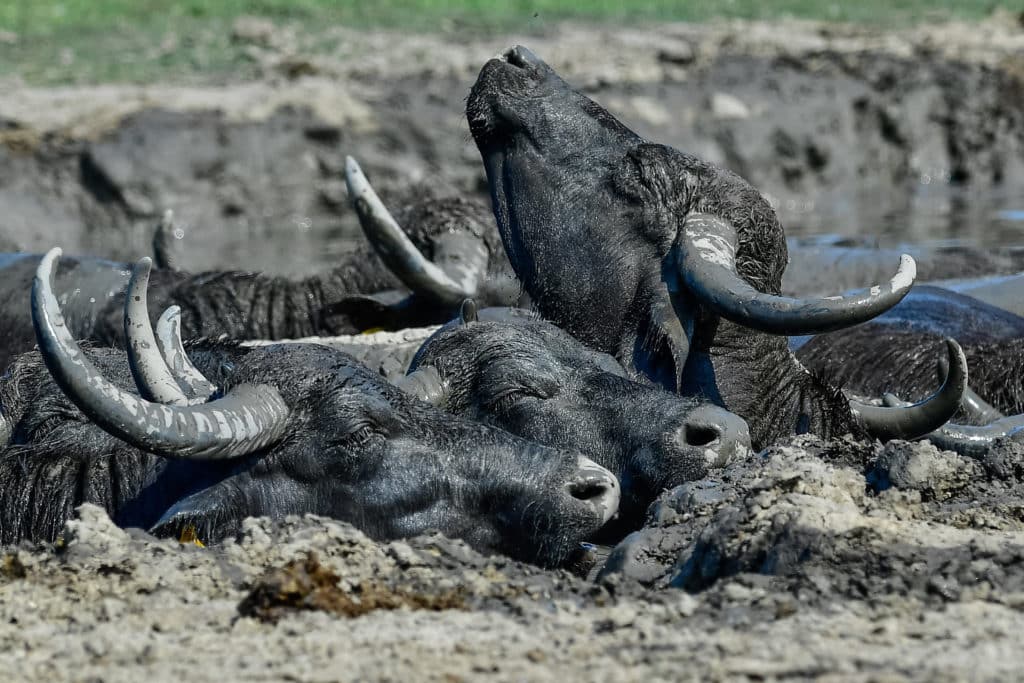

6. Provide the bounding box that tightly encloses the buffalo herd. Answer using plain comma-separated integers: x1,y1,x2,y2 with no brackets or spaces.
0,46,1020,568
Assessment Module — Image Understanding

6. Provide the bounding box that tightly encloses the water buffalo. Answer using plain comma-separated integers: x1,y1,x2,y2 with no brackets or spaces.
401,304,751,534
0,188,518,371
465,45,965,448
0,249,620,568
796,286,1024,456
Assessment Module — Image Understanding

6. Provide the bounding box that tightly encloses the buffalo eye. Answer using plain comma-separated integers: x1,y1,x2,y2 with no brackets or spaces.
332,421,385,451
484,386,549,415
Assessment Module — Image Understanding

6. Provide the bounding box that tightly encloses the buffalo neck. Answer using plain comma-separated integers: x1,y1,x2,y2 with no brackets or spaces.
681,319,864,449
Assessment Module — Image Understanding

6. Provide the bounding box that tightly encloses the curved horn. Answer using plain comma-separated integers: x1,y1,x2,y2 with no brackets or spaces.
0,414,10,444
155,305,218,404
32,248,289,460
927,354,1005,424
885,384,1005,425
882,392,1021,458
909,417,1024,459
124,257,190,406
677,214,916,335
152,209,183,271
345,156,483,306
849,338,967,441
959,386,1005,424
393,366,448,406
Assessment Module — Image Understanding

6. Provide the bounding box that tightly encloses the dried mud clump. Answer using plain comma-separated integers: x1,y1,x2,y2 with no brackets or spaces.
1,552,27,580
238,551,467,622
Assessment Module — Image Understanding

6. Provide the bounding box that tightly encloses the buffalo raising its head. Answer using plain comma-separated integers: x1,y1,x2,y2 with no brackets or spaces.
466,46,963,448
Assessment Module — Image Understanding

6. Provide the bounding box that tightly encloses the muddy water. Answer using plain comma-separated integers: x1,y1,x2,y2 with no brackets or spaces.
779,185,1024,249
2,47,1022,275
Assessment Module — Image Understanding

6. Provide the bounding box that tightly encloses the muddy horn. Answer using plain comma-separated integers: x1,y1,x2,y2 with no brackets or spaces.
849,338,967,441
344,156,488,307
883,391,1022,458
124,257,191,406
675,214,916,335
155,305,218,404
152,209,183,271
393,366,449,406
32,248,290,460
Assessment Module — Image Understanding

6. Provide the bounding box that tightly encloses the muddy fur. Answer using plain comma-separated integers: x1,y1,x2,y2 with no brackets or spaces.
796,287,1024,419
0,341,612,568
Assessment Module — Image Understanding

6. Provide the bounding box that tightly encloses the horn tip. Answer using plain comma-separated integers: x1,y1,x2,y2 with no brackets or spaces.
38,248,62,282
345,156,367,196
345,155,361,178
944,337,967,372
892,254,917,291
42,246,63,263
460,298,478,324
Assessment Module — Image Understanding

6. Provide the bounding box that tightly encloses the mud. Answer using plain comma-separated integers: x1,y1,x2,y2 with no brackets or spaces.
2,16,1023,275
5,435,1024,680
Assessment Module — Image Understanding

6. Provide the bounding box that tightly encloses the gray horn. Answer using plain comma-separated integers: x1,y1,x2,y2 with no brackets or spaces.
124,257,191,406
344,156,487,306
883,391,1022,459
959,386,1005,424
460,298,478,324
676,214,916,335
155,305,218,404
152,209,183,271
32,248,290,460
850,338,967,441
393,366,449,406
0,413,10,444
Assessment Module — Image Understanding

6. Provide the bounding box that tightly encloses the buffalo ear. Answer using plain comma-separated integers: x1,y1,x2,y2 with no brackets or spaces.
625,277,695,393
622,280,696,393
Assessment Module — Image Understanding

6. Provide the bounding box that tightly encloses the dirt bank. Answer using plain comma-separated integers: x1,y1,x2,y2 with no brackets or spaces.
1,16,1023,273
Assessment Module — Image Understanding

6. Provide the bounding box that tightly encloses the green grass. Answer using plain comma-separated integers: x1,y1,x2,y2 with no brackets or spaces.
0,0,1018,85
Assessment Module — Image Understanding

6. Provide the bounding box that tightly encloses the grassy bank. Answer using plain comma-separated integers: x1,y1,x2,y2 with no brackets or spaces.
0,0,1015,84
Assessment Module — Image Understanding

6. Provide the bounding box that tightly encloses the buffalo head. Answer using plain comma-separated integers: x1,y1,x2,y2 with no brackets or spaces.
12,249,621,568
465,46,963,448
401,305,751,533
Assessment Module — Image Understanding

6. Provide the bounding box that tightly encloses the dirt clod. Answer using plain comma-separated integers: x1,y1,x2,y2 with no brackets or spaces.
239,551,467,622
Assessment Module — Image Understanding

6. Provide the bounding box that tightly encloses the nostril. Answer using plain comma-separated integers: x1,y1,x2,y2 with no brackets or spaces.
567,479,611,502
567,456,621,525
677,406,752,470
684,423,721,447
503,45,538,69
